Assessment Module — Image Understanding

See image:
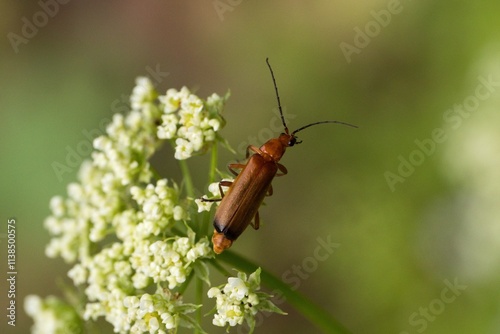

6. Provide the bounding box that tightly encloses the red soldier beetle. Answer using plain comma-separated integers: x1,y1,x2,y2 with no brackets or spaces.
204,58,357,254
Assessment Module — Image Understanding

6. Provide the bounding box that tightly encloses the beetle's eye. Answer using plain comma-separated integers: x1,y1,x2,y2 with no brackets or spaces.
288,137,296,146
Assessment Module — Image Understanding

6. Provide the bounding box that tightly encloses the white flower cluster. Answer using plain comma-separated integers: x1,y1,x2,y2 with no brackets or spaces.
130,233,212,290
24,295,81,334
208,268,285,332
44,160,114,262
44,77,163,263
123,292,199,334
157,87,227,160
130,179,185,238
78,235,210,333
29,77,226,333
93,77,163,186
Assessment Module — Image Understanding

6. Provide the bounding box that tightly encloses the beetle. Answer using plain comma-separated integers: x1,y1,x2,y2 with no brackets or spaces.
205,58,357,254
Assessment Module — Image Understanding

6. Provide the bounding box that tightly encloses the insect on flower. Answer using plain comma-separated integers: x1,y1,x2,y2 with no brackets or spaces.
204,58,357,254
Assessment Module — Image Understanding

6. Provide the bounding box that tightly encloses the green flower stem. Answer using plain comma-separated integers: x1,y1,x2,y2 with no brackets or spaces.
195,277,203,334
178,159,195,198
209,143,218,184
200,143,220,236
218,251,352,334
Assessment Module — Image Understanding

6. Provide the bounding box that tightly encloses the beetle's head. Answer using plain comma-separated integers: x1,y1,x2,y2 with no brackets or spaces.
279,132,302,147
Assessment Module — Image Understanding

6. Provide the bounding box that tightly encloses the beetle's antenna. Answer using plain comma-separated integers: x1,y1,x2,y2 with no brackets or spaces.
266,58,289,134
292,120,358,135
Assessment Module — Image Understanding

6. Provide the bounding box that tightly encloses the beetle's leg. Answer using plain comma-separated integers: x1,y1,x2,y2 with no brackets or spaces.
218,181,232,198
225,145,259,178
250,210,260,230
228,163,245,177
276,163,288,177
264,164,287,196
266,184,273,196
201,197,221,202
201,180,232,202
246,145,263,159
263,164,285,198
219,181,233,201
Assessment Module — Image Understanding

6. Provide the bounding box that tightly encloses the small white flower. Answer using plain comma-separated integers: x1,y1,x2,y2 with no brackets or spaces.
208,182,222,197
131,77,156,110
173,205,185,221
207,287,221,298
67,182,83,201
185,127,205,150
206,92,224,108
139,294,154,313
174,138,194,160
203,128,216,142
208,118,221,131
68,264,87,285
174,237,191,254
161,312,175,329
24,295,42,317
202,179,233,201
195,198,213,212
132,272,149,289
123,296,140,309
196,179,234,212
49,196,65,217
159,87,190,113
247,293,259,307
181,94,204,113
157,114,178,139
225,277,248,300
43,216,61,235
149,316,160,332
187,239,211,262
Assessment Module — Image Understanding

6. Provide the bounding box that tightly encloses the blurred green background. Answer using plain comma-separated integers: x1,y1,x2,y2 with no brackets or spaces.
2,1,500,333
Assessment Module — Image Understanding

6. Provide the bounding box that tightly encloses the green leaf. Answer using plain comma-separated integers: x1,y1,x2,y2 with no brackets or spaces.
236,269,248,282
203,305,217,317
178,313,208,334
257,299,287,315
248,267,261,289
175,303,200,314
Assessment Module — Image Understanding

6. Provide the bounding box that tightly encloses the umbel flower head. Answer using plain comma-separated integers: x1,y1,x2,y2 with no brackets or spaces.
208,268,286,332
25,77,285,334
157,86,225,160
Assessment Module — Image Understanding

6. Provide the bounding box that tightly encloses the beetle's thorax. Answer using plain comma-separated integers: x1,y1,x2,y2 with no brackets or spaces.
259,133,294,162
